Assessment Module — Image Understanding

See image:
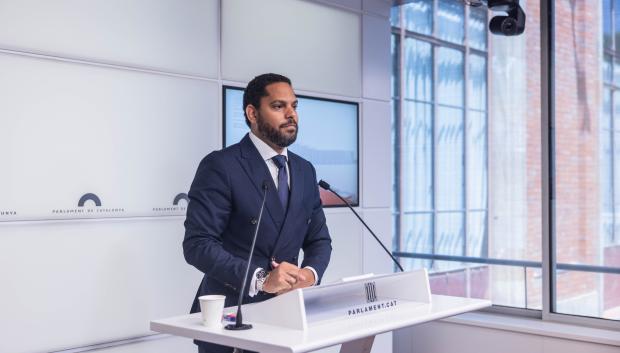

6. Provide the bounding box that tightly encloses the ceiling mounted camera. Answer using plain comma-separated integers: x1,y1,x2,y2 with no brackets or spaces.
462,0,526,36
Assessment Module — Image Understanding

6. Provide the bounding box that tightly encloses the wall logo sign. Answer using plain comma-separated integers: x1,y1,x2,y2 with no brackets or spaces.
51,193,125,215
78,193,101,207
364,281,377,303
173,193,189,206
152,192,188,213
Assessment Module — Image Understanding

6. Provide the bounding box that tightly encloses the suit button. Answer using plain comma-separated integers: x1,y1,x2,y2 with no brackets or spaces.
307,218,311,224
251,218,258,225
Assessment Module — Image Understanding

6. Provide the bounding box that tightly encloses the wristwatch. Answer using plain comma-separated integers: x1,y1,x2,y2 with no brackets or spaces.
256,269,269,292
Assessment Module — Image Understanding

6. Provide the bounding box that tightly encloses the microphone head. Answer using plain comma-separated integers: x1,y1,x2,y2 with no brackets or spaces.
262,180,269,190
318,180,331,190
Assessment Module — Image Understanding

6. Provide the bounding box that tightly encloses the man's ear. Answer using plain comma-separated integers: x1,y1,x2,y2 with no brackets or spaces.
245,105,257,125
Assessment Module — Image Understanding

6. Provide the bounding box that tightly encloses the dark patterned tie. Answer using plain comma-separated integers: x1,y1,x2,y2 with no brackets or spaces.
271,155,289,210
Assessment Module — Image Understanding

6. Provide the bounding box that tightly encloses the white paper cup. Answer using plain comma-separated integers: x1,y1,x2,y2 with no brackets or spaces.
199,295,226,327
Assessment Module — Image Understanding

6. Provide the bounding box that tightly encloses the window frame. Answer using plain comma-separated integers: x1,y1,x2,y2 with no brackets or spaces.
543,0,620,330
391,0,620,329
392,0,490,273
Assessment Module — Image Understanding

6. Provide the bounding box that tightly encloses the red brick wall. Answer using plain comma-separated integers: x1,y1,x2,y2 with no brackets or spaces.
549,0,602,306
525,0,543,308
604,245,620,310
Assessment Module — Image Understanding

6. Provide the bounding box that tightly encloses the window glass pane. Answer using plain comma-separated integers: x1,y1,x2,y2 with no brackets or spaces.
435,212,464,271
468,8,487,50
487,4,541,311
392,34,400,98
430,263,542,310
402,102,433,212
392,99,400,213
401,213,433,269
489,265,530,308
467,211,487,257
468,54,487,111
390,5,400,28
556,271,620,319
467,110,487,210
603,271,620,320
616,0,620,55
601,89,613,246
436,106,464,210
437,0,464,44
614,56,620,85
437,47,464,107
404,38,432,101
392,0,541,313
604,0,612,50
604,54,613,84
554,0,620,320
429,261,490,299
614,92,620,245
403,0,432,35
393,98,401,255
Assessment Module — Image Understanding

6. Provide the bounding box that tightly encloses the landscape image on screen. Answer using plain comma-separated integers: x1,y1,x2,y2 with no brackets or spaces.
223,86,359,207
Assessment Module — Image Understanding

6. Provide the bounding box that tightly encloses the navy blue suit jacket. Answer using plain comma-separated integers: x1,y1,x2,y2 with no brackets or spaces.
183,134,332,351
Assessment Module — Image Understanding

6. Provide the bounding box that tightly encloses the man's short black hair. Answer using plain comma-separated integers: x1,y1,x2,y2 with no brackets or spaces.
243,73,292,127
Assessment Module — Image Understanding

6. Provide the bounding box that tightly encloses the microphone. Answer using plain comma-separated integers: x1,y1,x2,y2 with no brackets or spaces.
225,180,269,330
318,180,404,272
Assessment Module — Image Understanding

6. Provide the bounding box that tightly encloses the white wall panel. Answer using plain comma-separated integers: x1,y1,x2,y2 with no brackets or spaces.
361,209,393,275
361,100,392,208
394,321,620,353
221,0,362,97
362,0,391,18
0,218,202,353
395,321,543,353
314,0,362,11
0,53,219,221
93,335,196,353
0,0,219,77
321,210,364,284
543,336,620,353
362,14,391,100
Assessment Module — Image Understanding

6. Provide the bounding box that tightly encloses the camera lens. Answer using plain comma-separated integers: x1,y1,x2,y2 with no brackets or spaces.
489,16,520,36
501,17,518,35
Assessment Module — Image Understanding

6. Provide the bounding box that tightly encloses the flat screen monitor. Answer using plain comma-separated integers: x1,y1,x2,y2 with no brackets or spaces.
223,86,359,207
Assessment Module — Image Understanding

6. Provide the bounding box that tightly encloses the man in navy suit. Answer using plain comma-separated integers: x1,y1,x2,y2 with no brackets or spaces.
183,73,332,353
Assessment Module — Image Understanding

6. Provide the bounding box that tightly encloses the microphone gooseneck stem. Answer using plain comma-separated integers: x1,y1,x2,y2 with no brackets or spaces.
321,181,404,272
232,183,268,329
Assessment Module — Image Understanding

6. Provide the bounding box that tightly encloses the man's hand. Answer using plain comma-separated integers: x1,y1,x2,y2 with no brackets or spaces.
262,261,303,294
263,261,316,295
262,261,316,295
291,267,316,290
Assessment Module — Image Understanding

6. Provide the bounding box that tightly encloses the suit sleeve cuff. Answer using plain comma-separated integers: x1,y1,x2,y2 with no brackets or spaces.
248,267,263,297
304,266,319,286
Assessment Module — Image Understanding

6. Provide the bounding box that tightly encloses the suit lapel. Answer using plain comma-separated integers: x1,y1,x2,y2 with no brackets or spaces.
238,135,286,226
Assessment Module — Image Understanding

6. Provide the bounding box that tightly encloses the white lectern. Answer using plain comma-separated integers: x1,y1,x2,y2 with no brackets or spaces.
151,270,490,353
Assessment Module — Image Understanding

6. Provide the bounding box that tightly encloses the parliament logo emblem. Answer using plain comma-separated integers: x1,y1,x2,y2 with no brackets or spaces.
364,281,377,303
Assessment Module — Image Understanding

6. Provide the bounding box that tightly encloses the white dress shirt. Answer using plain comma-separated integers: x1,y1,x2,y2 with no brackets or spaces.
247,131,318,296
248,130,290,189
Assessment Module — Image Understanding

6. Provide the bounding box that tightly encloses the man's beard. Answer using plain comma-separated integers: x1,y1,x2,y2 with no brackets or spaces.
256,115,298,148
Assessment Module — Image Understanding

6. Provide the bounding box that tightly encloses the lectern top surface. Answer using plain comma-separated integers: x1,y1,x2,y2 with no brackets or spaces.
151,295,491,353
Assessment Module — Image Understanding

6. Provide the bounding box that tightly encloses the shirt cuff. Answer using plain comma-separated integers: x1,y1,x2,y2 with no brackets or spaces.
248,267,263,297
304,266,319,286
